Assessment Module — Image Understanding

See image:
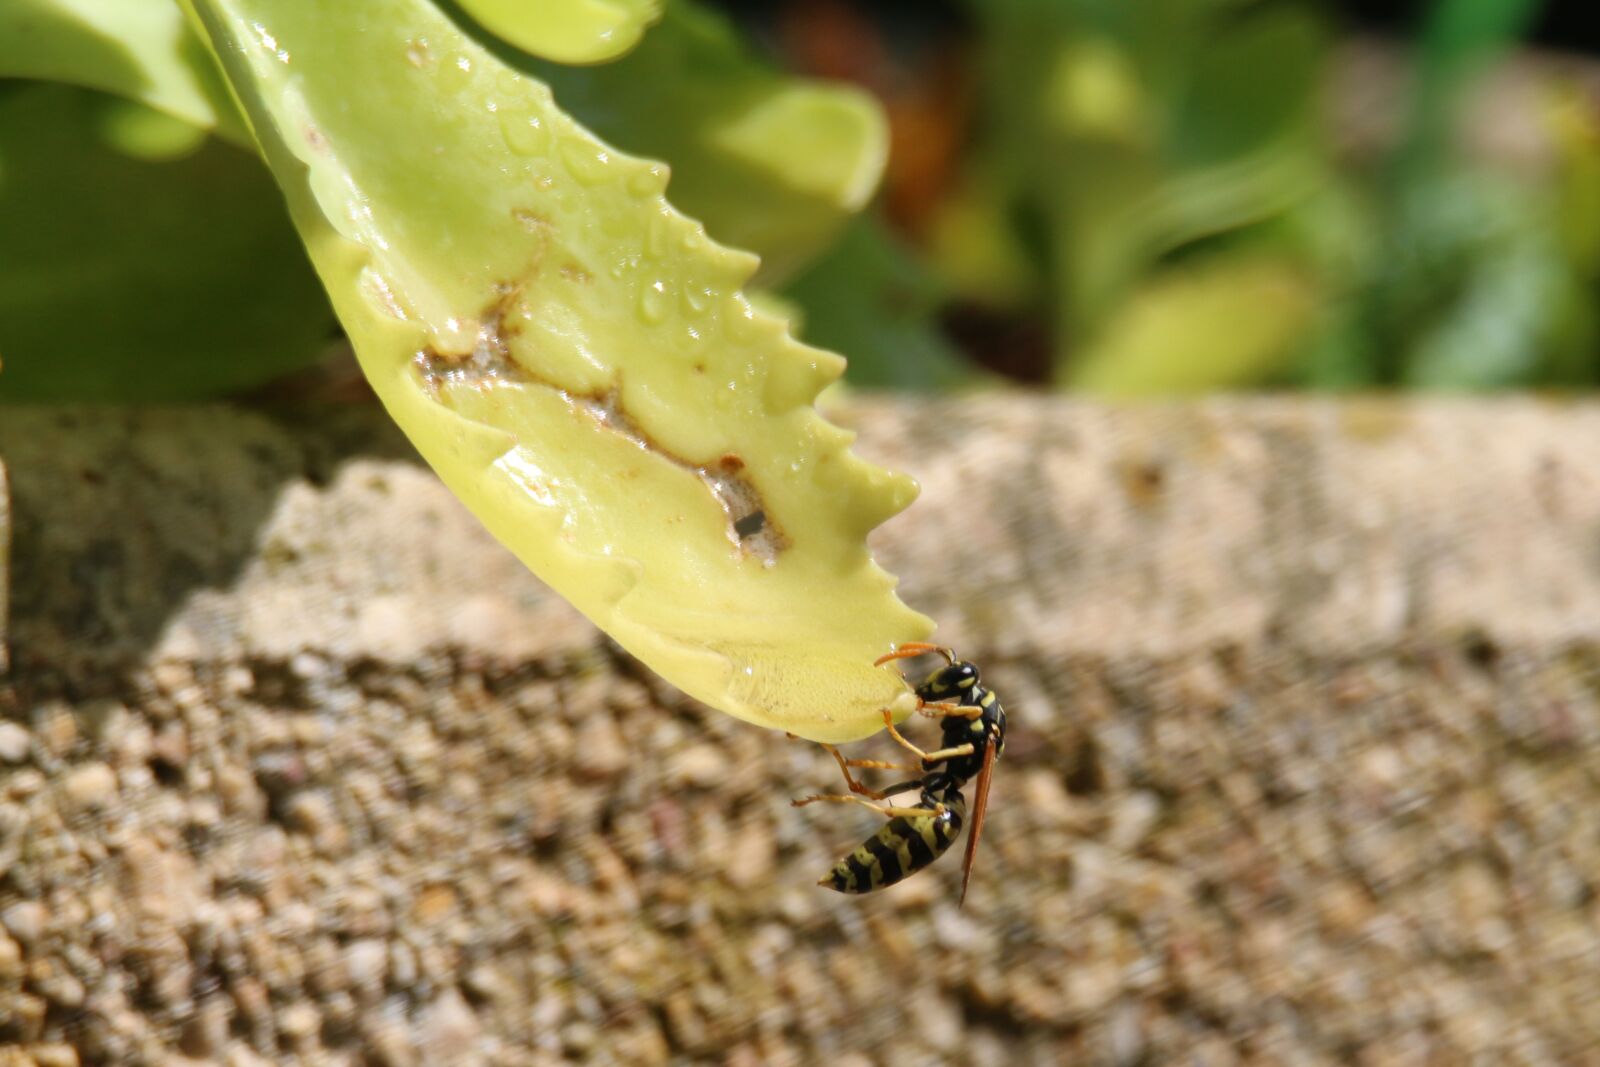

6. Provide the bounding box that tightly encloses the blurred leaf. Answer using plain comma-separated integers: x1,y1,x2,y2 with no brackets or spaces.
1068,6,1326,327
1390,176,1582,389
454,0,661,65
1298,160,1594,390
0,84,334,402
0,0,246,143
1542,87,1600,385
531,1,887,283
100,91,209,158
1548,87,1600,275
1402,231,1568,388
958,0,1328,381
1273,182,1381,389
1401,0,1543,175
1070,254,1317,394
927,164,1038,309
1333,0,1552,387
784,217,976,390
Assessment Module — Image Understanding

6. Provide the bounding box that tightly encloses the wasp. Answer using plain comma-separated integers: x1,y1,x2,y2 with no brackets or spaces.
792,643,1006,903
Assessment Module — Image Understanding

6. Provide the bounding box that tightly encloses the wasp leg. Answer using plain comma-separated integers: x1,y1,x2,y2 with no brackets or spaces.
790,793,944,819
818,744,918,799
922,743,978,763
880,709,932,759
878,710,976,765
818,742,878,797
845,758,923,773
917,701,983,720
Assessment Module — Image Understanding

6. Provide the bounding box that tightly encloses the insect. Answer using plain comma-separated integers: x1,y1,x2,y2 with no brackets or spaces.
792,643,1006,903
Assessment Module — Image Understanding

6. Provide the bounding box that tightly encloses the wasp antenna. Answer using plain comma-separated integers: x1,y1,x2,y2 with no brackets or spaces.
873,642,956,667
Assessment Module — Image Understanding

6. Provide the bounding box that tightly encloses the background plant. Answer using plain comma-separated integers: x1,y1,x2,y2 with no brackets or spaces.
3,0,1595,399
782,0,1600,392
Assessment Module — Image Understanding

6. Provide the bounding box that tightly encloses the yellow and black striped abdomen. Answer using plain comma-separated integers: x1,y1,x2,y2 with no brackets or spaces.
820,789,967,894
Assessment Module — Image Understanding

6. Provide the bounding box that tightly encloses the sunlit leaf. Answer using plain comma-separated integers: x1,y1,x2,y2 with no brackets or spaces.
1070,254,1317,394
0,0,246,143
531,1,888,283
182,0,930,741
456,0,661,66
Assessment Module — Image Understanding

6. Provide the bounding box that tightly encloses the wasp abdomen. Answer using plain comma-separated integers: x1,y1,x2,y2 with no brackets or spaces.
821,788,967,894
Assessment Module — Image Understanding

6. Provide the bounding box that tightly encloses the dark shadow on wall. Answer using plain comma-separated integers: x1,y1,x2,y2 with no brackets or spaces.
0,404,417,702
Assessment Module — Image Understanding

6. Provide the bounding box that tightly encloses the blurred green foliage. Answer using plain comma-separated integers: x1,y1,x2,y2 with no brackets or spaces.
0,0,246,141
0,82,334,401
886,0,1599,391
1,0,1596,400
0,0,884,401
785,217,975,389
523,1,888,285
453,0,662,65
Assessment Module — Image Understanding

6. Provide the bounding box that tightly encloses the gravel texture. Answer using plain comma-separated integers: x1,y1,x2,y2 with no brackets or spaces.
1,399,1598,1066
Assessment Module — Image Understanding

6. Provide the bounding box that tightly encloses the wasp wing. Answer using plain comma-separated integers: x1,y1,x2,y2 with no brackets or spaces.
958,735,997,906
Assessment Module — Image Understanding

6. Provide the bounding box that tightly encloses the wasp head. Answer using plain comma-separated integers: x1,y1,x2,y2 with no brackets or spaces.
918,659,980,701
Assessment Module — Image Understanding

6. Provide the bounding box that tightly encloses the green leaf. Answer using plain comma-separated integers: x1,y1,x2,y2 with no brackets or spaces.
530,1,887,283
1388,177,1580,390
0,0,247,143
1401,233,1567,389
961,0,1328,375
1069,254,1317,394
926,163,1038,310
0,84,334,402
455,0,661,65
2,0,884,287
182,0,930,741
1066,6,1326,329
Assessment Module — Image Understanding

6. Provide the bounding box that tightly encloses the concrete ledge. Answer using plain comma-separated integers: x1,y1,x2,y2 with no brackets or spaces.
0,398,1597,1065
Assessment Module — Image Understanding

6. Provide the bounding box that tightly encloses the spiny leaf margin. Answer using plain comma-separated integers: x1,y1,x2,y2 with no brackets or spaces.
182,0,931,741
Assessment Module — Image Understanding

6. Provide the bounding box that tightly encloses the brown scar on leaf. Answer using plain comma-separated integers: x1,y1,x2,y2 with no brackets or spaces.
703,454,788,562
488,280,527,337
413,285,790,563
511,207,551,233
567,390,790,565
412,281,531,396
508,210,586,283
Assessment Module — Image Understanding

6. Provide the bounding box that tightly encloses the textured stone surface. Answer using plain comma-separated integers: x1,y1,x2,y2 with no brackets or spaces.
1,398,1598,1066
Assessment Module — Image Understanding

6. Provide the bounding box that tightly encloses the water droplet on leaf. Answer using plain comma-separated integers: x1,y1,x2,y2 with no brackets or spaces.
560,140,612,186
639,280,669,325
499,111,546,156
